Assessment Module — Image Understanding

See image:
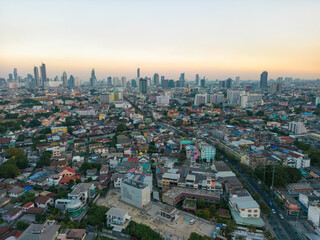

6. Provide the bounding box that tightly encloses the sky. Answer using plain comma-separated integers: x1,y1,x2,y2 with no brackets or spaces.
0,0,320,81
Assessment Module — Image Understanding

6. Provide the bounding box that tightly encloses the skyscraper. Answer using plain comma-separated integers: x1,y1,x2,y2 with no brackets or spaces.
107,76,112,86
179,73,185,87
33,66,39,87
226,78,233,89
154,73,159,86
137,68,140,78
8,73,13,81
40,63,47,88
13,68,18,81
139,78,147,93
121,77,126,87
195,74,200,85
68,75,75,88
235,76,240,87
90,69,97,87
61,71,68,87
200,78,206,88
260,71,268,89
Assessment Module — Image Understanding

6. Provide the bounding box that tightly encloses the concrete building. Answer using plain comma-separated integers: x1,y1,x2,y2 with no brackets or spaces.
194,94,207,105
260,71,268,89
106,207,131,229
120,179,151,208
201,145,216,162
68,183,95,203
18,220,60,240
288,121,308,134
308,204,320,228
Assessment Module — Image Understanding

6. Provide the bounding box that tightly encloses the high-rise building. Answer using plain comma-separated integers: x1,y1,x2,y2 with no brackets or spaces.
8,73,13,81
194,94,207,105
154,73,159,86
90,69,97,87
179,73,185,87
13,68,18,81
270,82,283,94
107,76,112,86
316,97,320,106
288,122,308,135
240,94,248,108
235,76,240,87
40,63,47,88
131,79,137,88
139,78,147,93
219,80,226,88
200,78,206,88
33,66,39,87
61,71,68,87
121,77,126,87
226,78,233,89
260,71,268,89
195,74,200,85
137,68,140,78
68,75,75,88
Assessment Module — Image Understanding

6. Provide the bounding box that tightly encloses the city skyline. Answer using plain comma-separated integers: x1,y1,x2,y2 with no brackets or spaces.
1,0,320,80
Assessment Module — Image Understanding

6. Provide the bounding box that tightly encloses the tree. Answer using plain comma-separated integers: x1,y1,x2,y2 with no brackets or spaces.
37,151,52,168
68,179,75,187
117,123,127,132
197,198,205,209
188,232,211,240
259,202,270,215
124,221,163,240
86,204,109,228
256,110,264,116
17,135,26,142
246,110,253,116
16,221,29,231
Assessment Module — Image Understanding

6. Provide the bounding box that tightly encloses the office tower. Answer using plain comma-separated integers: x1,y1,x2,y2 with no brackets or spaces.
169,80,175,88
13,68,18,81
227,89,246,105
277,77,283,83
200,78,206,88
90,69,97,87
219,80,226,88
139,78,147,93
61,71,68,86
54,76,59,81
260,71,268,89
68,75,75,88
33,66,39,87
161,75,165,81
154,73,159,86
8,73,13,81
226,78,233,89
195,74,200,85
107,76,112,86
131,79,137,88
315,97,320,106
121,77,126,87
179,73,185,87
40,63,47,88
137,68,140,78
235,76,240,87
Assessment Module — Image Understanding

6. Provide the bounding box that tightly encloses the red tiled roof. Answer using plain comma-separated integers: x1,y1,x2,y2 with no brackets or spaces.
60,167,75,174
35,195,50,205
22,202,34,209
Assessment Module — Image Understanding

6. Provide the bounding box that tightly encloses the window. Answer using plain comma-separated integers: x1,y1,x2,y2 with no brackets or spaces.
254,210,257,212
248,210,252,212
248,214,251,217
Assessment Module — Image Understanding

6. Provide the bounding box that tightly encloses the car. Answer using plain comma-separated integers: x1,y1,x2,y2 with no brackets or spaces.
271,209,276,214
279,214,284,219
190,219,196,225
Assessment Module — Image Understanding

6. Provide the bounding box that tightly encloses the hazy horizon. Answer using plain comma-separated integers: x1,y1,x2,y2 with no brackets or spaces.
1,0,319,80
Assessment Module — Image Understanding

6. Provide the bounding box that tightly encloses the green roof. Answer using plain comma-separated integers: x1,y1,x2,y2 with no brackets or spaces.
181,141,193,144
142,164,150,169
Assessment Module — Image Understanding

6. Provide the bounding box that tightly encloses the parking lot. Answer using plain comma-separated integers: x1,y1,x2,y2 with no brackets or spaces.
97,189,216,240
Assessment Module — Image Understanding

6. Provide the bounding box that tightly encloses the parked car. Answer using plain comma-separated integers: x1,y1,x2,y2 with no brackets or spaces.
279,214,284,219
190,219,195,225
272,209,276,214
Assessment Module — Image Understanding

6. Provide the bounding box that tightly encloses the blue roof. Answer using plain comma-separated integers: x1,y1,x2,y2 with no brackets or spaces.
29,172,43,180
24,186,34,191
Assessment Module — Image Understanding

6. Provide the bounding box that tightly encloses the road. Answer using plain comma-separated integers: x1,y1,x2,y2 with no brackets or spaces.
123,96,305,239
156,122,305,240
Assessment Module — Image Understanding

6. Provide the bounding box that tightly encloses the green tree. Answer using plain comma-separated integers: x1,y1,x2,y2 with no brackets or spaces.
16,221,29,231
197,198,205,209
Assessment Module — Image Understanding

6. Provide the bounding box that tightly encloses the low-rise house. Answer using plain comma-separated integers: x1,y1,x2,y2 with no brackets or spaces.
18,220,61,240
22,202,34,212
35,196,54,209
8,187,25,198
2,207,22,221
57,229,86,240
68,183,95,203
106,207,131,229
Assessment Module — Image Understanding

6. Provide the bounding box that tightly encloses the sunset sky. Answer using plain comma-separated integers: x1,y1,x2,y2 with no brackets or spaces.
0,0,319,81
